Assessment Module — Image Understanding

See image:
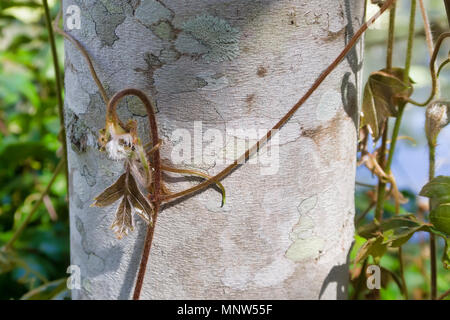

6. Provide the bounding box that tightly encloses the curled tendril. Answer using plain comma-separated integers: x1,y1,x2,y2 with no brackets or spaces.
401,32,450,107
437,52,450,78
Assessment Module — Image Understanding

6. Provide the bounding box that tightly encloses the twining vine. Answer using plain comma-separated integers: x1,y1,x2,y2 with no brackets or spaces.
39,0,450,300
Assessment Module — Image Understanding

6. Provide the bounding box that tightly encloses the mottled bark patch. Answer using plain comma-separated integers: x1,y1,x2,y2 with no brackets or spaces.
134,0,173,27
180,14,240,62
89,0,132,46
285,195,324,262
66,110,90,154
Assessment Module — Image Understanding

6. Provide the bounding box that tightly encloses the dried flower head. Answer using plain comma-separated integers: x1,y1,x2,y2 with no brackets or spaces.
99,116,139,161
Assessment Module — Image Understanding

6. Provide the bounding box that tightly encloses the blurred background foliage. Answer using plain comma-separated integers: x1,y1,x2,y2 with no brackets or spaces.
0,0,69,299
0,0,448,299
352,0,450,300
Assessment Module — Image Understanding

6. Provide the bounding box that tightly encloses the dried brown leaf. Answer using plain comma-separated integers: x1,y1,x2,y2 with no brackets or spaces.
92,173,126,207
127,173,153,223
111,197,133,239
361,68,413,141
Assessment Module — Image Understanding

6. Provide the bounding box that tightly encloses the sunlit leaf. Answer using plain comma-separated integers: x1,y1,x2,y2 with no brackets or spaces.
357,215,418,239
427,227,450,269
356,235,387,264
361,68,413,140
420,176,450,234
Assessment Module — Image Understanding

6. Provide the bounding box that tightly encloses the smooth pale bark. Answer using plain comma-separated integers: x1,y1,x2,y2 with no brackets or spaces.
64,0,364,299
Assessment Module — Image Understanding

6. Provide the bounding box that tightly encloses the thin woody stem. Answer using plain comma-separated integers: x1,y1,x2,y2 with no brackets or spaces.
106,89,161,300
419,0,438,300
43,0,69,183
419,0,435,58
419,0,440,96
53,6,109,104
161,0,397,203
386,1,397,70
160,165,226,206
429,141,437,300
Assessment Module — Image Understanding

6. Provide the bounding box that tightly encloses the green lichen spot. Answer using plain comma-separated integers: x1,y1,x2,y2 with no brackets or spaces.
135,0,172,27
159,48,180,64
90,1,128,46
152,21,175,40
285,238,324,262
99,0,124,14
182,14,240,62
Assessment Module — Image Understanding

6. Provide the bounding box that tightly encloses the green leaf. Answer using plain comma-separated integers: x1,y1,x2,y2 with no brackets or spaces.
427,227,450,269
420,176,450,234
420,176,450,205
355,236,387,264
357,216,430,254
357,215,418,239
382,222,427,247
430,204,450,237
361,68,413,140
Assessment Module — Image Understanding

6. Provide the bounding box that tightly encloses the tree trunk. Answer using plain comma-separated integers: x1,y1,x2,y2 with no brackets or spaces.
64,0,364,299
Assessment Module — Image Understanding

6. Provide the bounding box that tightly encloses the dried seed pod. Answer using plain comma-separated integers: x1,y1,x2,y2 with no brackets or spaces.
425,100,450,146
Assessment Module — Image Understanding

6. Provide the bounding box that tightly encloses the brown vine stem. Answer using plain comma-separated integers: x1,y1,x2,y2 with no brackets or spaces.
160,0,397,203
106,89,162,300
53,7,109,104
419,0,435,59
386,1,397,71
53,0,396,299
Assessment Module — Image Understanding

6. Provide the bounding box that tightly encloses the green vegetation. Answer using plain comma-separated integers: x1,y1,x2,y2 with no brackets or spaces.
0,0,69,299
